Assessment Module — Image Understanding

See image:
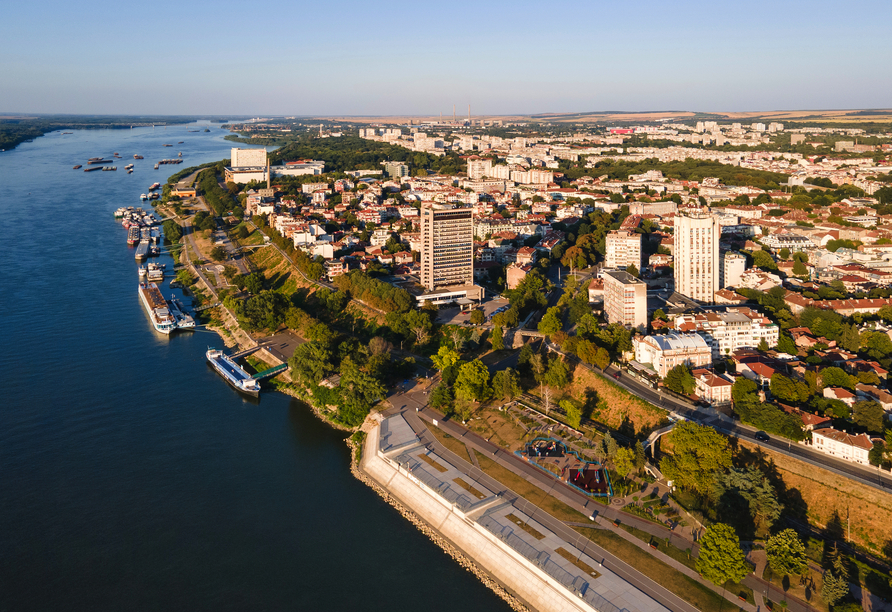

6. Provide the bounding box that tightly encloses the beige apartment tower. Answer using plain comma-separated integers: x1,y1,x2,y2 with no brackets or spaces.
674,211,719,302
605,230,642,270
420,203,475,291
603,270,647,332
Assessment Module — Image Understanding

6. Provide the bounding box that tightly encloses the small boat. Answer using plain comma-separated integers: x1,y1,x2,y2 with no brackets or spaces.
168,297,195,329
138,265,147,279
134,154,144,159
84,166,102,172
154,164,159,170
163,144,173,147
125,164,134,170
114,207,127,218
140,194,148,200
177,141,184,144
149,183,160,191
73,165,82,170
102,166,117,171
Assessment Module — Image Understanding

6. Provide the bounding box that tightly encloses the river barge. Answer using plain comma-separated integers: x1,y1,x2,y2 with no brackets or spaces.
168,297,195,329
206,348,260,396
139,282,177,334
135,239,150,260
127,226,140,245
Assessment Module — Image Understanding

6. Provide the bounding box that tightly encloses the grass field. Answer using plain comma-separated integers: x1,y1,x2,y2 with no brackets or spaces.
738,439,892,556
576,527,733,612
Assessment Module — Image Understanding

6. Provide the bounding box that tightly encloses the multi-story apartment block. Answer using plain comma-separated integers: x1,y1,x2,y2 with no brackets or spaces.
467,158,493,180
674,307,779,358
721,251,747,288
633,333,713,378
383,161,409,179
602,270,647,332
420,203,475,292
675,211,719,302
605,230,642,270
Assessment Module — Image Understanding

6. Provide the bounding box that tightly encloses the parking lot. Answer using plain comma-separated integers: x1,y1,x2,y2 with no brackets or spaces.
435,296,510,326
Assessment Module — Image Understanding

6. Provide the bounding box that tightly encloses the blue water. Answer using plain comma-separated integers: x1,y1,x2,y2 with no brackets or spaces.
0,124,509,611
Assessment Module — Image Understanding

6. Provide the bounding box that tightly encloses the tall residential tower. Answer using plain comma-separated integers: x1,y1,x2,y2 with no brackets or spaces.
420,203,476,294
674,211,719,302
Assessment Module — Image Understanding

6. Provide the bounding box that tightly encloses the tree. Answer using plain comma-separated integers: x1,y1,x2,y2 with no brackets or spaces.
625,264,639,278
492,368,521,401
603,432,619,460
405,309,432,346
777,333,798,355
793,260,808,276
454,359,491,402
470,309,485,325
544,357,569,389
431,346,461,372
288,341,332,386
337,357,385,427
560,399,582,429
821,367,854,390
712,466,783,534
593,347,611,370
634,441,646,471
770,373,810,404
429,383,454,412
853,400,884,433
244,272,264,294
821,569,849,608
538,306,562,336
614,447,635,478
660,421,732,496
839,323,861,353
696,524,750,585
211,246,226,261
868,441,885,467
663,364,694,395
765,529,808,577
236,224,250,240
752,250,778,271
779,247,790,260
490,326,505,351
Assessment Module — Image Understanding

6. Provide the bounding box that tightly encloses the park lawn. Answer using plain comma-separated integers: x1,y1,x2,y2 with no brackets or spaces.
616,523,697,571
506,514,546,540
577,527,730,612
737,439,892,557
567,364,667,435
427,424,476,464
763,565,828,612
465,406,532,452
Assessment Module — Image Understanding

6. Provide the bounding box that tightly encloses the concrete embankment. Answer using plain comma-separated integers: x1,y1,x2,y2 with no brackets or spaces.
353,414,656,612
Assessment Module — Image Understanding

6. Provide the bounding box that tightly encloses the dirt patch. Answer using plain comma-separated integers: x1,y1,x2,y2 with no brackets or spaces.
418,453,448,473
454,478,487,500
466,408,532,452
554,547,601,579
567,365,667,435
740,439,892,556
506,514,546,540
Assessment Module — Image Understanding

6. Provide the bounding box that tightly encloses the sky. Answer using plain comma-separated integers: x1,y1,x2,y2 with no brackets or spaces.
2,0,890,116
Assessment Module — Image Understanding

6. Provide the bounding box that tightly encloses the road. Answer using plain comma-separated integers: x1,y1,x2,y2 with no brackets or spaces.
545,341,892,491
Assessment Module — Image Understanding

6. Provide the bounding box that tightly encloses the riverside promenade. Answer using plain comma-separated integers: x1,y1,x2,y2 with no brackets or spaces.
359,413,681,612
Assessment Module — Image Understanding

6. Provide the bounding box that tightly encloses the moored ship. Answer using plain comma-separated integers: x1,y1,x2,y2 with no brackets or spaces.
138,282,177,334
168,297,195,329
206,348,260,396
135,239,150,260
127,226,140,245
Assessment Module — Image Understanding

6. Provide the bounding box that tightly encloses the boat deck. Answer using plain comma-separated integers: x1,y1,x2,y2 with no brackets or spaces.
212,354,253,383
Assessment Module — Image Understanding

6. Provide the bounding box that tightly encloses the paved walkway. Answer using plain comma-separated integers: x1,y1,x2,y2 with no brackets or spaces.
399,406,758,612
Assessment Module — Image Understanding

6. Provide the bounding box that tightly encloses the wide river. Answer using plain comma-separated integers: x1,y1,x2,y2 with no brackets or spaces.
0,123,510,611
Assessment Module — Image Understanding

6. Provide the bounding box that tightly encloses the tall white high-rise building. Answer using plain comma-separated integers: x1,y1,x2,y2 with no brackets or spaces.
605,230,642,270
674,212,719,302
420,203,474,291
230,147,267,168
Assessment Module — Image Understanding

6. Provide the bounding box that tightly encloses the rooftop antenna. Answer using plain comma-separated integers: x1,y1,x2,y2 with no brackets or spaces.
468,104,471,125
453,104,456,123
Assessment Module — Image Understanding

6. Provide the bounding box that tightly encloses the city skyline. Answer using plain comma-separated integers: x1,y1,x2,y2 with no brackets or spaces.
2,0,890,115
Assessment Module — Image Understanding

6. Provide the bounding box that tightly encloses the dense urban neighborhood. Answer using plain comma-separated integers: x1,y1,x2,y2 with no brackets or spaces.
159,116,892,612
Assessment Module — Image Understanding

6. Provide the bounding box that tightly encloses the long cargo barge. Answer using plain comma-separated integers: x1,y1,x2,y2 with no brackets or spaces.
138,283,177,334
135,240,150,260
206,348,260,396
127,226,140,245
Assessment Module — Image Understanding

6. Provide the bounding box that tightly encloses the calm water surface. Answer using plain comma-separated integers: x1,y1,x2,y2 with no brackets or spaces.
0,124,509,611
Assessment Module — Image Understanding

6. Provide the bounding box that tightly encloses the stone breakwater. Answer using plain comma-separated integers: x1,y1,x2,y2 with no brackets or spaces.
346,421,529,612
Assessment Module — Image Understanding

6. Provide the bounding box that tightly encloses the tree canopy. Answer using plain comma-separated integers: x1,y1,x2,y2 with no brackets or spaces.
695,523,750,585
660,421,732,496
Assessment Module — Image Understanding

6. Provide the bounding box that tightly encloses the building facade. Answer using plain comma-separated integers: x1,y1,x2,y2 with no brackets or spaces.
633,333,713,378
605,230,642,270
675,212,720,302
420,203,475,292
675,308,779,358
602,270,647,332
231,147,267,168
811,428,874,465
721,251,747,288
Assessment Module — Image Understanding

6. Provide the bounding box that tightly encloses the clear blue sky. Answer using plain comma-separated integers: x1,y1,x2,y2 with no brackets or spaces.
2,0,889,116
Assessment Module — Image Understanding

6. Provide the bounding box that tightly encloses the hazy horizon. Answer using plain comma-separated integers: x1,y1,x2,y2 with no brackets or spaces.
2,0,890,116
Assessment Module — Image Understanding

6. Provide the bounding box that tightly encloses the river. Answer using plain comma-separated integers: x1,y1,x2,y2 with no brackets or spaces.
0,123,510,611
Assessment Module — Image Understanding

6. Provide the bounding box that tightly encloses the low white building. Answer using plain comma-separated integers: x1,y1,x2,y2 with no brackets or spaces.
811,428,875,465
633,333,713,378
675,307,779,358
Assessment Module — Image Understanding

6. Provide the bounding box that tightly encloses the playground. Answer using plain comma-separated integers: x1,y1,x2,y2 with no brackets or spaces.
520,437,612,497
